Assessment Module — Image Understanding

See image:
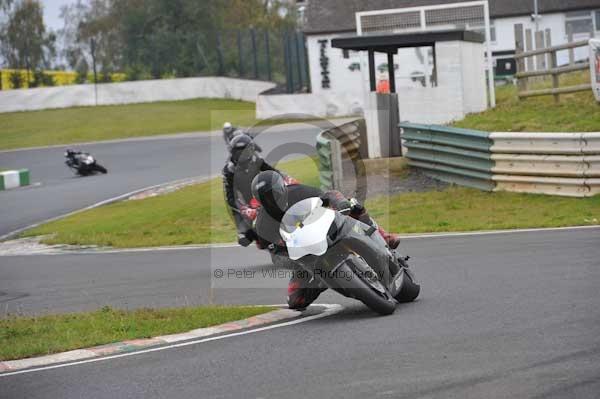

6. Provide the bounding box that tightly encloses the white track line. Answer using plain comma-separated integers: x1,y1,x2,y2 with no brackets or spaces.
38,225,600,255
398,224,600,239
0,120,335,154
0,304,343,378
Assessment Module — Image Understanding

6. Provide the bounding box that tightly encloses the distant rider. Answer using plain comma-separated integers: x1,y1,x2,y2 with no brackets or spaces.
222,134,279,247
222,122,244,148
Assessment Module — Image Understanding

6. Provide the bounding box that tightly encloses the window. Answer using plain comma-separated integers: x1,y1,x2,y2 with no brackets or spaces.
565,10,593,35
595,11,600,31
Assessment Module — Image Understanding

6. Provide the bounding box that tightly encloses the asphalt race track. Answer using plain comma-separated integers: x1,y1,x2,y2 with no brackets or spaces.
1,227,600,398
0,124,322,237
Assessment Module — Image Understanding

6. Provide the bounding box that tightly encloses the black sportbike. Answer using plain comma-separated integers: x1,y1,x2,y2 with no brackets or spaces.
279,197,420,315
65,150,108,176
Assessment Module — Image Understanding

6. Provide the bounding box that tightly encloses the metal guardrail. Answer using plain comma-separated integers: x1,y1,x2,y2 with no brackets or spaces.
316,133,334,190
401,123,494,191
401,123,600,197
316,119,366,191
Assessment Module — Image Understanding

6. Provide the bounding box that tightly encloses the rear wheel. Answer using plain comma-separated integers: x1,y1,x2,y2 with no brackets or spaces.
394,268,420,303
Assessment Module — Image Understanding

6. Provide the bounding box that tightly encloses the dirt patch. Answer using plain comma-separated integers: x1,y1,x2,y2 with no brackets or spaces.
337,157,449,199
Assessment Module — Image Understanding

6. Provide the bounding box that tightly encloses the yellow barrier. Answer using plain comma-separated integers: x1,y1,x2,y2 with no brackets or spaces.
0,69,126,90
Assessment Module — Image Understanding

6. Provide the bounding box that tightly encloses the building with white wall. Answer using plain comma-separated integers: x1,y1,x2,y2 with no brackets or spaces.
293,0,600,122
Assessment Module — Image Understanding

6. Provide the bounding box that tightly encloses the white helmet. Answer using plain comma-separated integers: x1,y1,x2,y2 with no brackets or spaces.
223,122,236,144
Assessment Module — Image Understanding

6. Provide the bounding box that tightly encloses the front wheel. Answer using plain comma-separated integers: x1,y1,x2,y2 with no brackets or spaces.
94,164,108,174
394,268,420,303
331,262,396,316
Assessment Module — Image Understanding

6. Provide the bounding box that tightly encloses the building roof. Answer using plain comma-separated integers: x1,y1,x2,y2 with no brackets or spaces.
304,0,600,34
331,29,484,52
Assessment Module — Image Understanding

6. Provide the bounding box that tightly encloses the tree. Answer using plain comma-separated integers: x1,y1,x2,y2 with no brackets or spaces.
56,0,297,80
0,0,56,76
59,0,121,81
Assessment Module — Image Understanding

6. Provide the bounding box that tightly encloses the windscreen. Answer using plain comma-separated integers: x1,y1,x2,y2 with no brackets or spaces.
280,197,323,234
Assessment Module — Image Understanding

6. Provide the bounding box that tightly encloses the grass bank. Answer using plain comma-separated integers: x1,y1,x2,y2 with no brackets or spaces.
0,305,275,361
453,72,599,132
0,98,256,150
23,156,321,247
367,187,600,233
22,156,599,248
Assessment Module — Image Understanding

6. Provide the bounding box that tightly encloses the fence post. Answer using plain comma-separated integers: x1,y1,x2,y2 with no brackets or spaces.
294,31,304,90
544,29,552,72
514,24,526,97
283,32,294,93
0,70,2,91
545,30,559,104
264,30,272,82
567,25,574,65
251,28,258,79
91,38,98,106
535,30,546,71
237,30,244,77
216,32,224,76
525,29,534,71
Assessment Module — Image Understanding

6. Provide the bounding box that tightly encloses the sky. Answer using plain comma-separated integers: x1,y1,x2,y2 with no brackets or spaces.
41,0,73,31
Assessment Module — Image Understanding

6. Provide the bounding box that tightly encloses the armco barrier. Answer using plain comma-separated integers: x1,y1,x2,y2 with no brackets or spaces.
401,123,494,191
316,134,334,190
317,119,367,191
401,123,600,197
0,169,30,191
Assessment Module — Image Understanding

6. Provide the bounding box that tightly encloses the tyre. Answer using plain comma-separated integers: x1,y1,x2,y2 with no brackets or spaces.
332,262,396,316
394,268,420,303
94,164,108,174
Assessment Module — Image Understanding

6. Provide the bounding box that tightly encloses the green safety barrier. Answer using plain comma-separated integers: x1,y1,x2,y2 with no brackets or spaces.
316,133,334,191
401,123,495,191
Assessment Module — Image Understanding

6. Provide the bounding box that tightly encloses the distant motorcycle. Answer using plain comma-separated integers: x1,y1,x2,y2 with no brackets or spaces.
64,150,108,176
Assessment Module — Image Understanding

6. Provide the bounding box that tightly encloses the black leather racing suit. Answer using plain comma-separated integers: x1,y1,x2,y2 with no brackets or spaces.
222,153,277,237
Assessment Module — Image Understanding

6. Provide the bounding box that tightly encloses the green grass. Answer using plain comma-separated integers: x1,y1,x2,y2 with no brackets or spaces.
22,155,599,248
0,305,275,361
0,98,257,150
453,72,600,132
367,187,600,233
24,156,321,248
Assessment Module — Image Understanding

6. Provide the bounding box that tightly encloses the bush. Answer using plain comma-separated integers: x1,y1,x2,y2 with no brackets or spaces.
75,72,87,84
100,70,113,83
30,71,55,88
125,65,152,81
9,71,23,89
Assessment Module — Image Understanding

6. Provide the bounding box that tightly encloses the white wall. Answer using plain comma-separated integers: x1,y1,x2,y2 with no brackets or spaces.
398,40,487,124
258,40,487,124
0,77,276,113
306,34,434,99
491,12,597,67
256,91,363,119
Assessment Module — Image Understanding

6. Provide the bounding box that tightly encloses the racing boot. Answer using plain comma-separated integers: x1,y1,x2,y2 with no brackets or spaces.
351,204,401,250
378,227,401,250
287,272,327,311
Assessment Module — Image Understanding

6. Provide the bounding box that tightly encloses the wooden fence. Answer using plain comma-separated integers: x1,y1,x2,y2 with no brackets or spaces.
513,24,591,102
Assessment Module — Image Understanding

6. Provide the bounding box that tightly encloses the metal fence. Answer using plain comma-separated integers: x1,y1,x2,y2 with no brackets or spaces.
401,123,600,197
0,28,310,94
